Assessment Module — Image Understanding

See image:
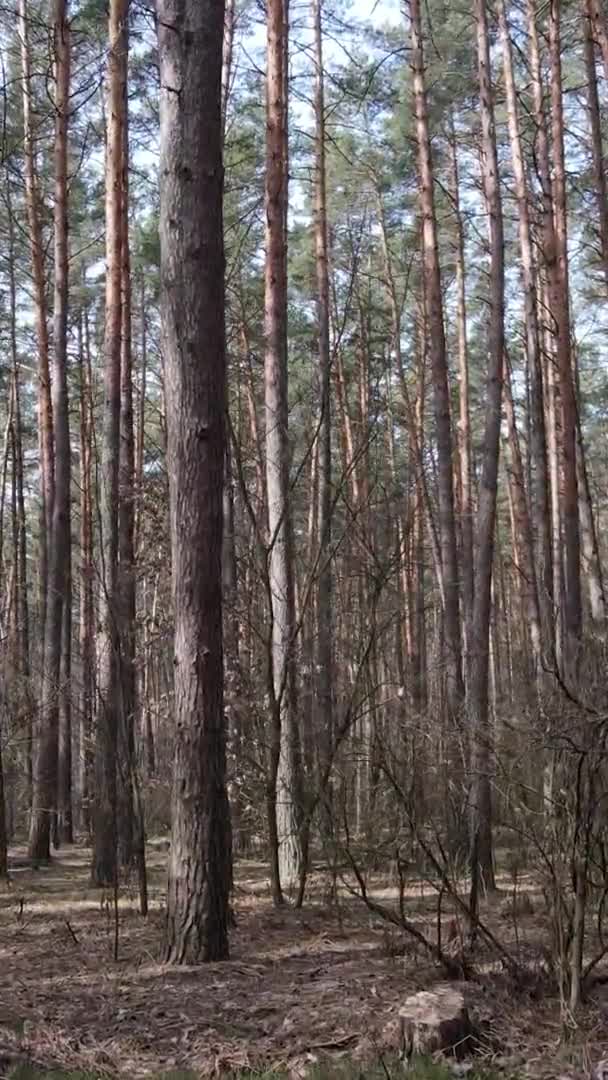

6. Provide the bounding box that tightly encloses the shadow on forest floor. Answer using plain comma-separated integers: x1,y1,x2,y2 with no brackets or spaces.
0,845,605,1078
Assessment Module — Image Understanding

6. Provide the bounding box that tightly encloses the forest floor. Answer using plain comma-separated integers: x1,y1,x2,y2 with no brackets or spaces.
0,843,606,1079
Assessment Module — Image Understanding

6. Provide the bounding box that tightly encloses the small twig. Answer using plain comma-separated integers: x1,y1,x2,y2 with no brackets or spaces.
65,919,79,946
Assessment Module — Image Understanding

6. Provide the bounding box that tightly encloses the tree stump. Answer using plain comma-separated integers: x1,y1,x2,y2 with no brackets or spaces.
390,985,478,1060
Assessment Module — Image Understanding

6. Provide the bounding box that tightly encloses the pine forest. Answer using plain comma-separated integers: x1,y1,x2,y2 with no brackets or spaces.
1,0,608,1075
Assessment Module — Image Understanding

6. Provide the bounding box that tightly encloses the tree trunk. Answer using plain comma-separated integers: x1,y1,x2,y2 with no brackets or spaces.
503,355,542,671
6,175,32,805
499,0,553,661
468,0,505,898
18,0,54,642
158,0,232,962
548,0,582,662
265,0,303,899
118,43,136,869
0,725,7,879
527,0,564,664
409,0,463,718
28,0,70,862
448,120,473,664
57,564,73,844
78,308,94,836
589,0,608,84
583,0,608,291
312,0,333,841
92,0,127,886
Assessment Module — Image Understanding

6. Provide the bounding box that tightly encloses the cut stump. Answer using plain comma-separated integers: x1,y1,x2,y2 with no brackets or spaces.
383,984,478,1060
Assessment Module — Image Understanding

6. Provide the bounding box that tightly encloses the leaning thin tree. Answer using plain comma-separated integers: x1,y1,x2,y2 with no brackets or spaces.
158,0,232,962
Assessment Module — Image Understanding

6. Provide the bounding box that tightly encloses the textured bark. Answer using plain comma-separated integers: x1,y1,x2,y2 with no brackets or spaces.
118,53,136,868
57,565,73,844
78,309,94,836
548,0,582,657
589,0,608,83
448,122,473,660
18,0,54,640
6,178,32,804
503,356,542,670
221,0,235,136
575,399,606,624
28,0,70,862
92,0,127,886
0,730,7,879
409,0,463,718
583,0,608,291
499,0,552,660
468,0,505,896
312,0,333,817
527,2,565,660
265,0,303,899
158,0,231,962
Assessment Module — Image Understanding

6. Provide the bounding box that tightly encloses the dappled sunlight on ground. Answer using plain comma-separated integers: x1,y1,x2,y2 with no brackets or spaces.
0,846,605,1078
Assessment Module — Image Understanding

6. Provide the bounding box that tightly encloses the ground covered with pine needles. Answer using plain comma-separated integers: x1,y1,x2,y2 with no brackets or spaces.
0,845,606,1079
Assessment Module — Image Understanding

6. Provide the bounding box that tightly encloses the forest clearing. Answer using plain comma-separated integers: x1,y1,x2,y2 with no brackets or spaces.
0,843,607,1080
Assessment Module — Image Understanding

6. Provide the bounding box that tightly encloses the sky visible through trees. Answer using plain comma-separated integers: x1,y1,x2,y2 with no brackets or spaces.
2,0,608,1072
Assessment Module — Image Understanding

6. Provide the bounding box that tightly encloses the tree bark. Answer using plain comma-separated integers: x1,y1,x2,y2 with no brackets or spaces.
265,0,303,899
468,0,505,897
28,0,71,862
409,0,463,719
583,0,608,292
499,0,553,661
548,0,582,661
18,0,54,641
118,42,136,868
448,120,473,664
312,0,333,838
92,0,127,886
158,0,232,962
78,308,94,836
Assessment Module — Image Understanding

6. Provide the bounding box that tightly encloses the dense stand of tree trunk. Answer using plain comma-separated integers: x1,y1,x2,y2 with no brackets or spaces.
158,0,231,962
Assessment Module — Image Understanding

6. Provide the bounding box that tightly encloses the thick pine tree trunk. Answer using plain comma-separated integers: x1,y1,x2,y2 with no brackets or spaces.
29,0,71,862
158,0,231,963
